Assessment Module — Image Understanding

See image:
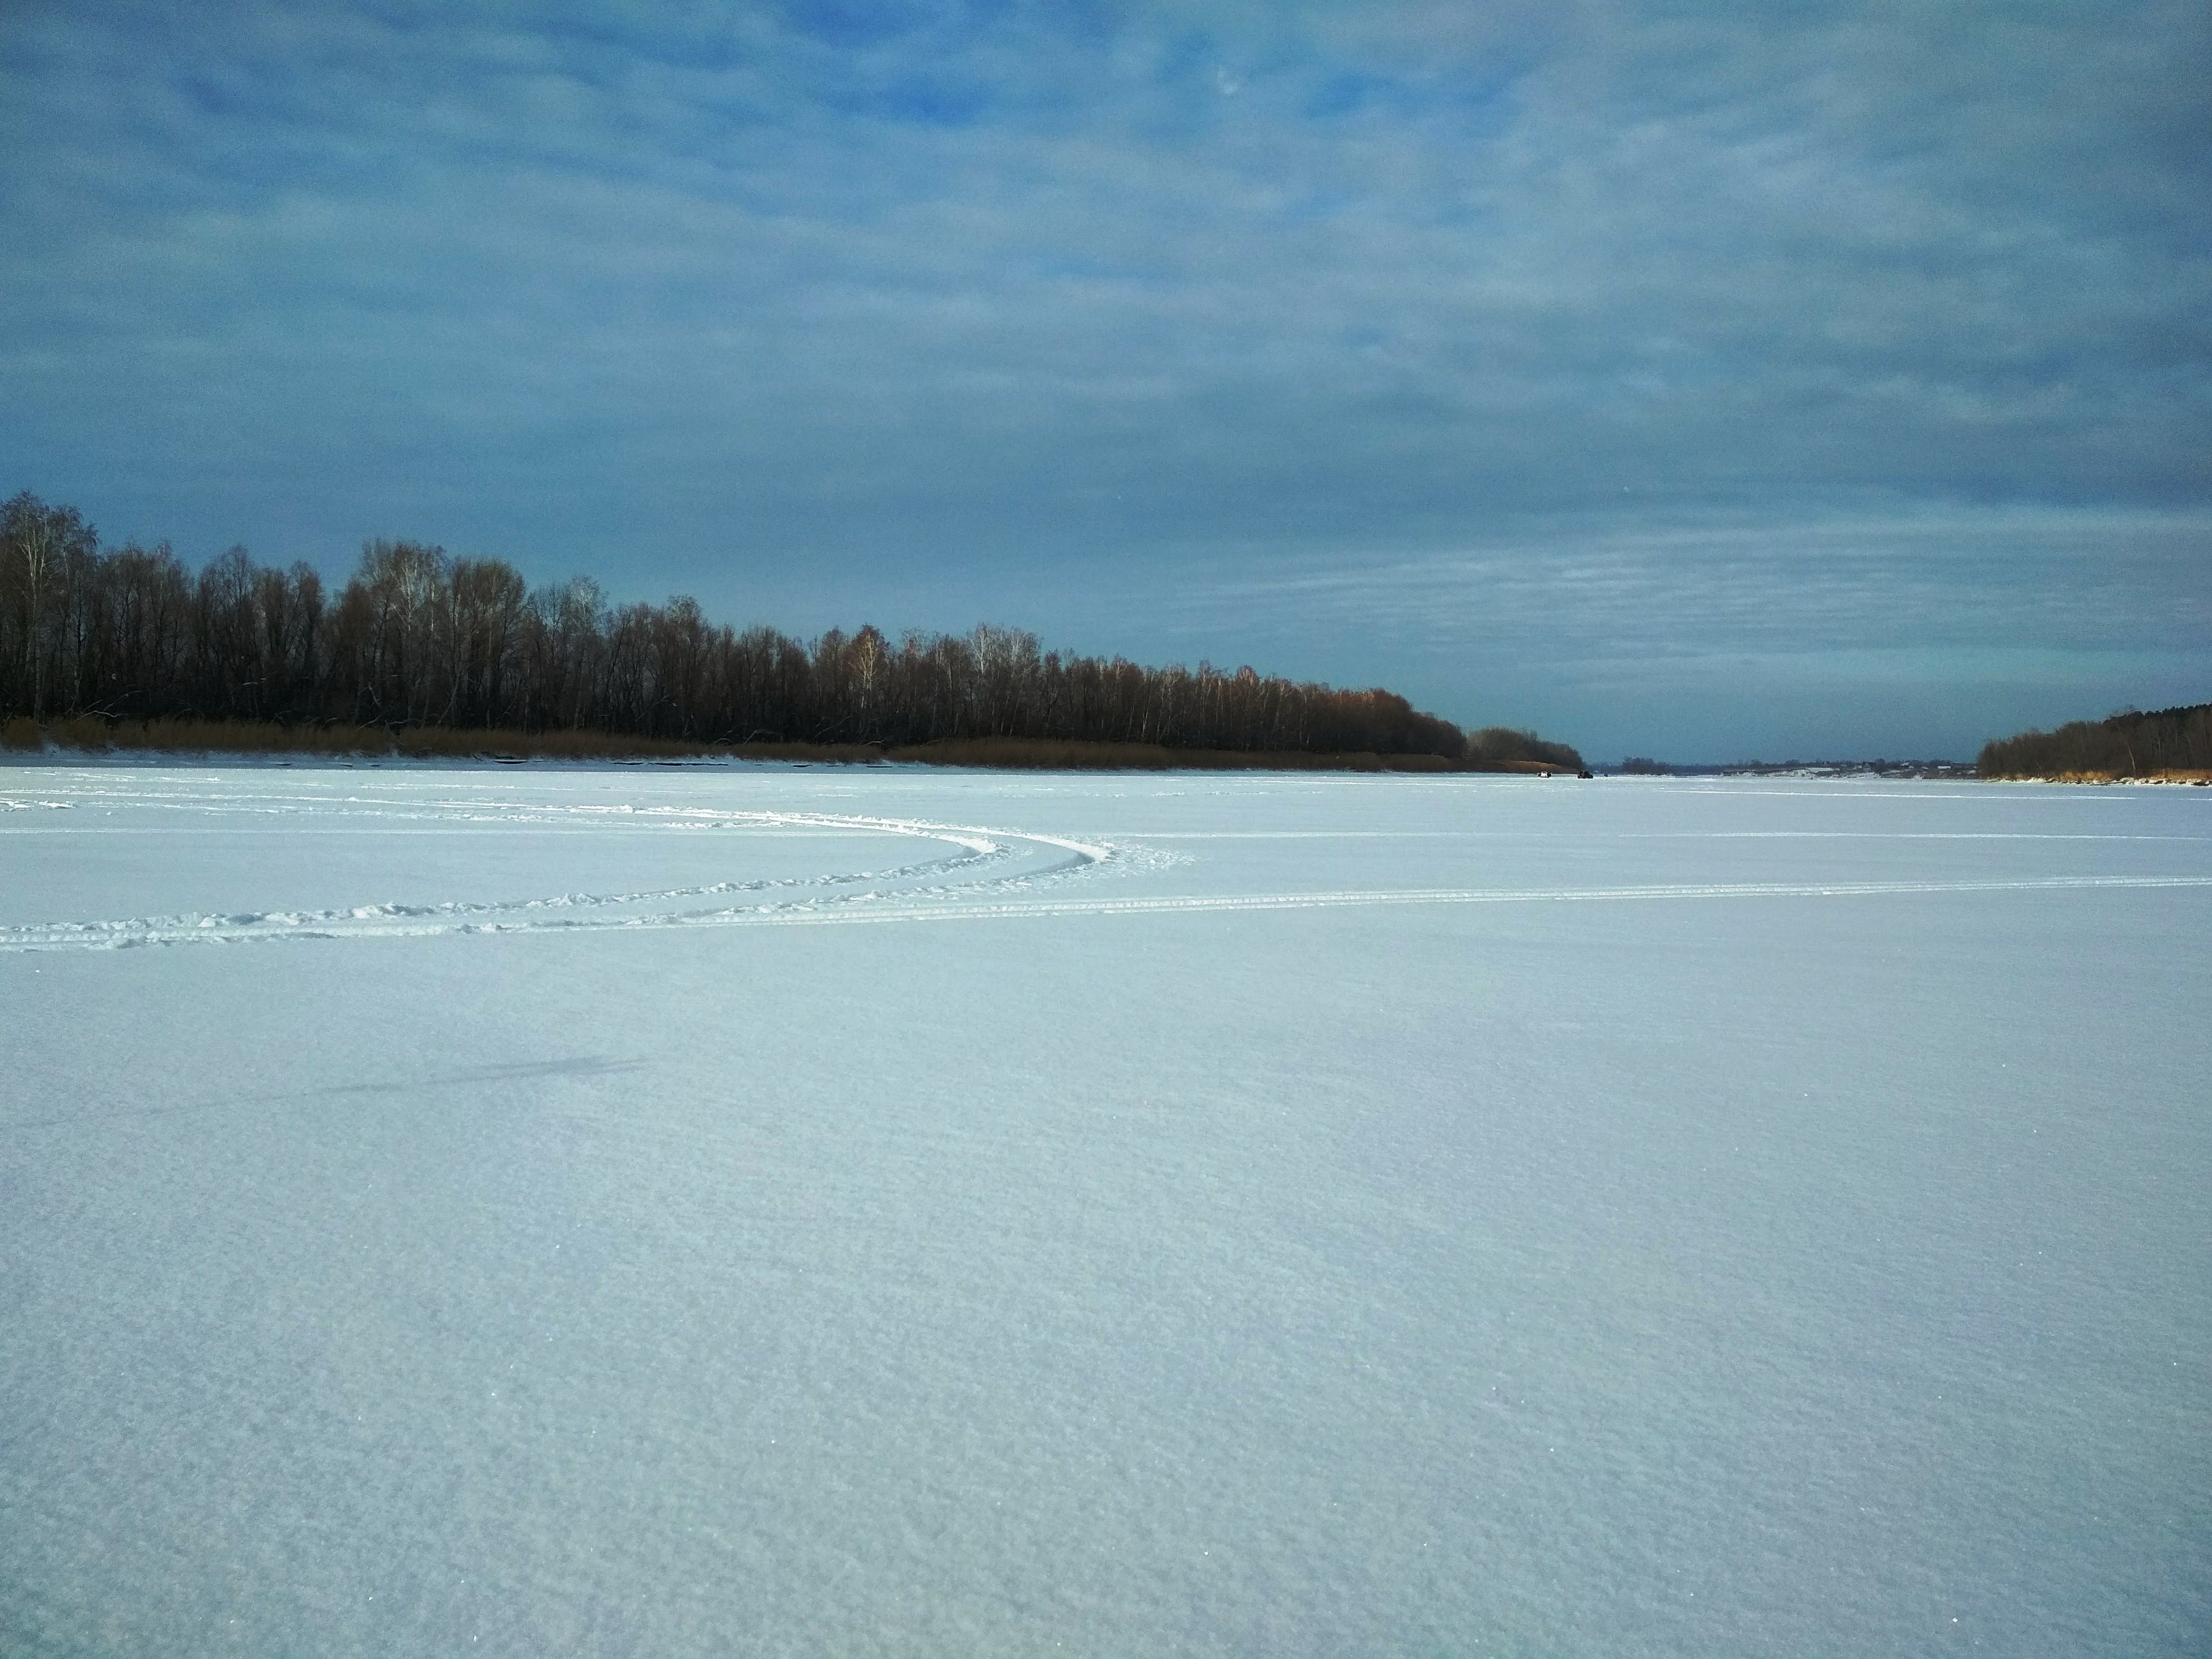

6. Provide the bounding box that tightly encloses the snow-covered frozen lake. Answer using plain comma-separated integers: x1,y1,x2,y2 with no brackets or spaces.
3,762,2208,1656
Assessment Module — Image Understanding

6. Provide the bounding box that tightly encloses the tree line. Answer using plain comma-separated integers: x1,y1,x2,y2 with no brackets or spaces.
1,491,1579,766
1978,702,2212,778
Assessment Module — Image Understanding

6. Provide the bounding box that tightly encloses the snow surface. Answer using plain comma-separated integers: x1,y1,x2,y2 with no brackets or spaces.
3,763,2208,1656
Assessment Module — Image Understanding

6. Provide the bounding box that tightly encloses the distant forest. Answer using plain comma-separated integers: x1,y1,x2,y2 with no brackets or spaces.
1978,702,2212,778
0,492,1580,768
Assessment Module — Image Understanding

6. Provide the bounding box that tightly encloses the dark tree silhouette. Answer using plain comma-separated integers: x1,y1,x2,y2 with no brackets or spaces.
2,493,1582,768
1979,705,2212,777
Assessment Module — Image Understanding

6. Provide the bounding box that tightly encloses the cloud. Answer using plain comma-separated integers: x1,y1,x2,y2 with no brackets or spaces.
0,0,2205,752
1183,505,2212,657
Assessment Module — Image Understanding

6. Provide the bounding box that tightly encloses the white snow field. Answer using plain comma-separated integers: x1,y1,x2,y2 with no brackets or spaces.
3,763,2208,1657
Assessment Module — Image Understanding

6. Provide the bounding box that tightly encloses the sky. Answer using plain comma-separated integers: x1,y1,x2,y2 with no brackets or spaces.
3,1,2206,760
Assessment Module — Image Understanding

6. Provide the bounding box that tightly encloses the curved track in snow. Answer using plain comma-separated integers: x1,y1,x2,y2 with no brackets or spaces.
5,774,2208,952
0,801,1127,950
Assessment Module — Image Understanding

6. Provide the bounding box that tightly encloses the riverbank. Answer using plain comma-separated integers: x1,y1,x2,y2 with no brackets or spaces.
1,717,1576,774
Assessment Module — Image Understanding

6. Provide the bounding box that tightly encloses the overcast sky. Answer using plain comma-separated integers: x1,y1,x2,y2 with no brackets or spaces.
4,1,2206,758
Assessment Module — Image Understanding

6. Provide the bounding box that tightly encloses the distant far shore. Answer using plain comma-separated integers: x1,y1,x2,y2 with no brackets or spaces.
1,717,1583,775
1612,758,1975,780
